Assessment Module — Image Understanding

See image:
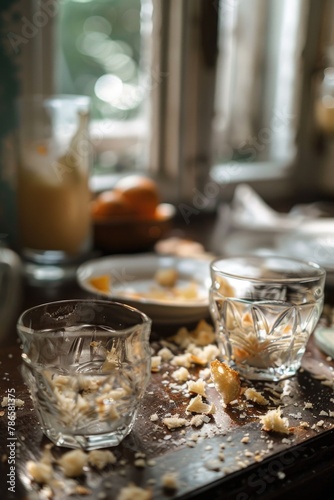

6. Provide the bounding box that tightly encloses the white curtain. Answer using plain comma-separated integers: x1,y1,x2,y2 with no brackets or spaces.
212,0,308,165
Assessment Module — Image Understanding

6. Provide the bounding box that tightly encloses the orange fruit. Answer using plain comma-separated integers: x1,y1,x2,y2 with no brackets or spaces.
91,190,135,220
113,175,159,218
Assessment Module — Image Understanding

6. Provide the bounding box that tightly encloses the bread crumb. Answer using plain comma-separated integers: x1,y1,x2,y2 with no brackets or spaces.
186,394,216,415
191,320,216,346
151,356,162,372
199,367,211,380
163,416,189,430
116,483,152,500
188,344,220,366
1,397,25,408
259,408,291,434
210,359,241,404
169,320,215,349
134,458,146,468
26,460,53,484
321,378,334,389
171,367,190,383
154,268,178,287
190,414,210,427
205,459,222,471
244,388,269,406
157,347,174,362
58,449,88,477
88,450,116,470
72,485,93,495
171,353,193,368
161,471,179,491
187,379,207,396
150,413,159,422
169,327,192,349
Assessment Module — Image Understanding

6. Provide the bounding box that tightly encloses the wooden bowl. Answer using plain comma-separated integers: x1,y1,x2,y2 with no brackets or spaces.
93,203,176,253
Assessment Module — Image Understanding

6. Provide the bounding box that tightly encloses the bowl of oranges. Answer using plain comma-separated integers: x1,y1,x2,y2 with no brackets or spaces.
91,175,176,253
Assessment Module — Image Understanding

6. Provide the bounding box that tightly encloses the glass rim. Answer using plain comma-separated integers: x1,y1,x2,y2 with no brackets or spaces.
17,93,90,103
17,298,152,335
210,255,326,283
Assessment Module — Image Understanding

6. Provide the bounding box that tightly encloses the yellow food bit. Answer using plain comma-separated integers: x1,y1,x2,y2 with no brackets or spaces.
154,268,178,287
88,275,111,292
36,143,48,155
215,276,235,297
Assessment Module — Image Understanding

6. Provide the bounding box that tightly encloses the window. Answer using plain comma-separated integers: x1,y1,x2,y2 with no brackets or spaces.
3,0,332,203
214,0,303,162
210,0,308,196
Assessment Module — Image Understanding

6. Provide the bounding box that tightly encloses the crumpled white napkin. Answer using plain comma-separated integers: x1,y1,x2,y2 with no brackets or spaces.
229,184,308,232
210,184,334,264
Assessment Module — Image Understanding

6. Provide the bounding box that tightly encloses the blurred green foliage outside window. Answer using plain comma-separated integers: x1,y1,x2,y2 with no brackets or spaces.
57,0,148,121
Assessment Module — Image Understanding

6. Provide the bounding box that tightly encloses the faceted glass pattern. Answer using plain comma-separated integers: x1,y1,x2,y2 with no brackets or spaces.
210,256,326,381
17,300,152,450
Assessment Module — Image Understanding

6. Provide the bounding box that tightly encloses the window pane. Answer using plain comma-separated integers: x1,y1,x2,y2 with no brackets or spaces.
56,0,152,176
212,0,306,168
57,0,149,119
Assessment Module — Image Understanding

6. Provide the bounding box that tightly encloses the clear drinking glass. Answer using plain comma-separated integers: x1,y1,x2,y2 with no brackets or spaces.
16,95,92,282
209,256,326,381
17,300,152,450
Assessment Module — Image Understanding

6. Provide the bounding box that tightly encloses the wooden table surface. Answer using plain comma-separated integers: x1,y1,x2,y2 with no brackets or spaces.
1,213,334,499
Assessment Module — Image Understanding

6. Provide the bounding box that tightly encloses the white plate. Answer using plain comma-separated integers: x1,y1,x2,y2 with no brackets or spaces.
77,254,211,324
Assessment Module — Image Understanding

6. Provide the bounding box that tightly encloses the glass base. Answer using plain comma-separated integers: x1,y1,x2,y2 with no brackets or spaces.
44,424,134,451
231,360,301,382
22,248,93,284
24,261,78,284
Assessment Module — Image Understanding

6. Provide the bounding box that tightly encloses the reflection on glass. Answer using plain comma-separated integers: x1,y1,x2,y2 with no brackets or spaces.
315,67,334,134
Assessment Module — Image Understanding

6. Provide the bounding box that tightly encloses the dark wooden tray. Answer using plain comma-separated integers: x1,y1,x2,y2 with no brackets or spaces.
0,322,333,500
